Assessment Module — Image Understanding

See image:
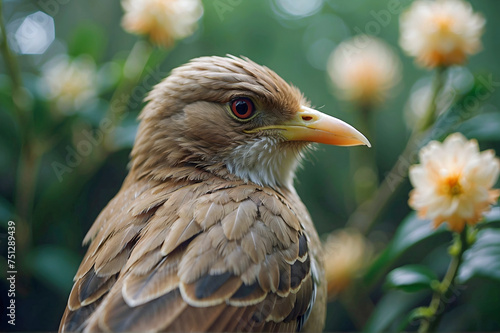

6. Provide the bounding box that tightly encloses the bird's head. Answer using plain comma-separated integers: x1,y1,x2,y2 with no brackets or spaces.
131,55,370,190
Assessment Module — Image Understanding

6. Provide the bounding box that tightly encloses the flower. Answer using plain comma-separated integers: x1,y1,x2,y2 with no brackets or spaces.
409,133,500,232
327,35,401,107
121,0,203,48
40,55,98,114
400,0,485,68
324,229,372,298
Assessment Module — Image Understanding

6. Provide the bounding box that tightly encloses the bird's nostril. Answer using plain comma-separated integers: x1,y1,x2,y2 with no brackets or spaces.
302,116,313,122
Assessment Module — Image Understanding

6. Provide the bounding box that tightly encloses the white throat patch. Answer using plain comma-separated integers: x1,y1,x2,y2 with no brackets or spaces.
225,137,305,190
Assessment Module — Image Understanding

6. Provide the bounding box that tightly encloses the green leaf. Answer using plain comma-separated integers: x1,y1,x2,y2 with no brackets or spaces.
364,212,447,286
458,228,500,283
457,112,500,142
481,206,500,227
390,213,444,255
429,74,496,144
473,206,500,232
364,290,429,333
385,264,438,292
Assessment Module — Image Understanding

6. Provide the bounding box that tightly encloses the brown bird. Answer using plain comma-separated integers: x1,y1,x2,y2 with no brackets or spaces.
59,55,370,332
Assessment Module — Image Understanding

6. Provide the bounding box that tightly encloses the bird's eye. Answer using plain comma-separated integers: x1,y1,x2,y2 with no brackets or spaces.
230,98,255,120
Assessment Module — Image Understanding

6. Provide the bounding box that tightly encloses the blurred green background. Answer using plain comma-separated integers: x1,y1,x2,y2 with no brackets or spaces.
1,0,500,331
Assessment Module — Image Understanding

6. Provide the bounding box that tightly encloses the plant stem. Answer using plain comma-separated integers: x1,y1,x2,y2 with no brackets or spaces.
419,67,446,132
347,68,447,234
1,2,38,250
351,103,379,205
0,2,31,126
417,229,469,332
0,2,20,86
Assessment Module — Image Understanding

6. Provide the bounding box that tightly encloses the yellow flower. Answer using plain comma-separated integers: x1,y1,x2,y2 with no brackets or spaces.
327,35,401,106
409,133,500,232
400,0,485,68
41,55,98,114
121,0,203,48
324,229,372,298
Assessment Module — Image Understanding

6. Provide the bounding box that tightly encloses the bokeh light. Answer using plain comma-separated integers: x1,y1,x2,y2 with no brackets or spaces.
272,0,323,19
14,11,54,55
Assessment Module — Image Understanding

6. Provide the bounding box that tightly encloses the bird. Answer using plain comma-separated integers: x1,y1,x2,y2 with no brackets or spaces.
59,55,370,332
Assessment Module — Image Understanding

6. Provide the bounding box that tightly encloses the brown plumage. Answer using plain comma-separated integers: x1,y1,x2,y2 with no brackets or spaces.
59,55,370,332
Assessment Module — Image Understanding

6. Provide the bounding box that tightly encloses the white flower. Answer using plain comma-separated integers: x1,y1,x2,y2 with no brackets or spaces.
121,0,203,48
327,35,401,106
400,0,485,68
409,133,500,232
41,55,97,114
324,229,372,297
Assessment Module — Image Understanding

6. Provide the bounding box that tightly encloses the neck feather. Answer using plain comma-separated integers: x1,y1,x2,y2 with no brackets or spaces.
224,137,306,191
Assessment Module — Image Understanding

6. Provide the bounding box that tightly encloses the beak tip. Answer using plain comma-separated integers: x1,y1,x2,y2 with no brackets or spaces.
355,133,371,148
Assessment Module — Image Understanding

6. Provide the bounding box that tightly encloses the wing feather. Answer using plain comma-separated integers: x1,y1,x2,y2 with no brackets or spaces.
60,178,318,332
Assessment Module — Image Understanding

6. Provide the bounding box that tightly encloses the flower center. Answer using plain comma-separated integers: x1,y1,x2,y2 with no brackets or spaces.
434,14,454,32
444,175,463,196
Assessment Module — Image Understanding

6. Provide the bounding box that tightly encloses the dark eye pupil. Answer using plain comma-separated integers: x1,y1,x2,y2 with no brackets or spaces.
230,97,254,119
235,100,248,115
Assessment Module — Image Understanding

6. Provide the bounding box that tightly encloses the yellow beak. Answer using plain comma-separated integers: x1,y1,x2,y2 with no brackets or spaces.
248,106,371,147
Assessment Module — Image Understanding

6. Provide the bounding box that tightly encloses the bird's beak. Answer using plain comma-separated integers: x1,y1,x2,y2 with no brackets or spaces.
247,106,371,147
